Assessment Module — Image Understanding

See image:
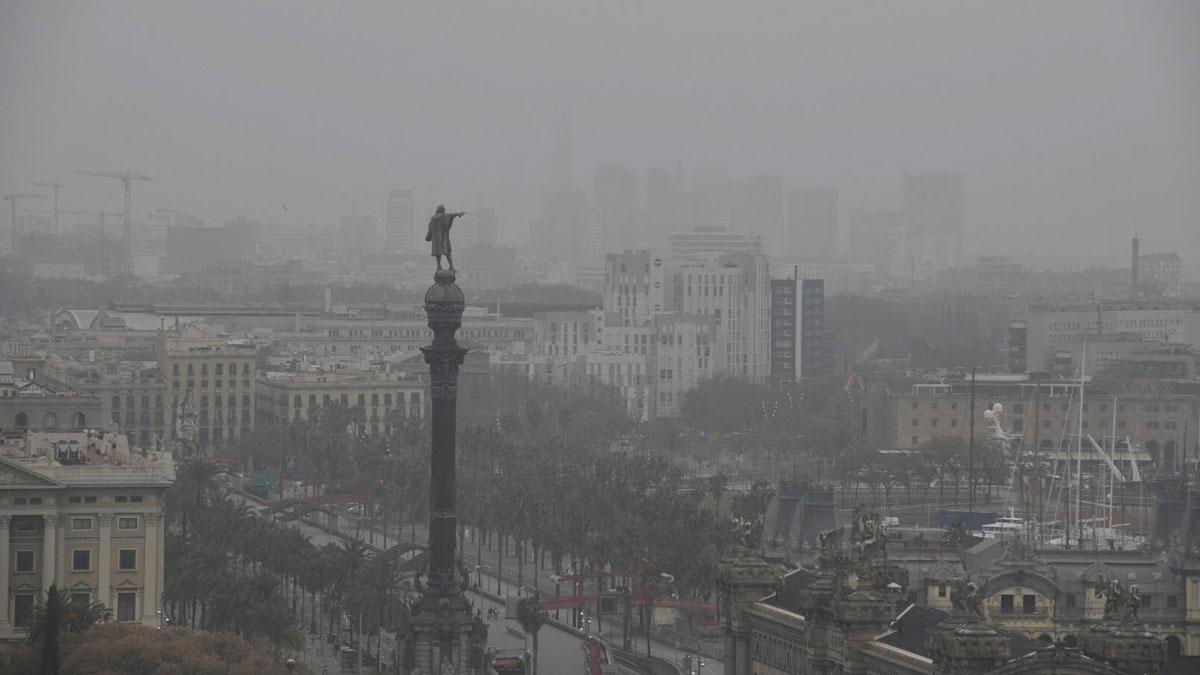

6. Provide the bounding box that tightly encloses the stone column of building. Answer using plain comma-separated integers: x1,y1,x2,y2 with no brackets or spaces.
97,514,112,609
142,512,161,624
407,269,488,675
0,516,10,630
42,513,57,590
717,545,782,675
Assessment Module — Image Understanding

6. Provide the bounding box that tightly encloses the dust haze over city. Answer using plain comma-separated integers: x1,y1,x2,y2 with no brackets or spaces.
2,2,1200,675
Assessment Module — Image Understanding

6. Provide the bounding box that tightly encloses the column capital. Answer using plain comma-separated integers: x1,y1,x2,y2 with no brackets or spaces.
144,511,163,524
97,514,113,527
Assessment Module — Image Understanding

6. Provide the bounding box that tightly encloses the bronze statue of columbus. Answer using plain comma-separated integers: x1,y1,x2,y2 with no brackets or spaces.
425,204,466,272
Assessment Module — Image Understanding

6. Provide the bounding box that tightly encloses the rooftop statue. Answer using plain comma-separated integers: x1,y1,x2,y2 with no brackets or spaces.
425,204,466,272
950,576,985,621
1092,576,1140,623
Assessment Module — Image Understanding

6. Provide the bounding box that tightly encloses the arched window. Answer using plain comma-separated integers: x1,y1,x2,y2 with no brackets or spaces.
1146,440,1161,462
71,412,86,430
1039,438,1055,450
14,412,28,429
294,394,302,408
43,412,59,430
1166,635,1182,658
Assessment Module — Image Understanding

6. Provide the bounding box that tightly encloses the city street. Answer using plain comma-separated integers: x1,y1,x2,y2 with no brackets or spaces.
236,492,720,673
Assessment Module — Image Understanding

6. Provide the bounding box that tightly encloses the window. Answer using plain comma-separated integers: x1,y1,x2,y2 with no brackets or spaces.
1023,594,1037,613
84,496,97,504
1000,594,1014,614
69,496,82,504
14,594,34,627
118,516,139,530
72,549,91,572
118,549,137,571
938,583,947,598
116,592,136,621
115,496,128,503
70,593,90,607
130,495,143,503
14,550,35,573
1140,594,1152,608
911,418,918,427
14,517,36,532
28,497,41,505
72,517,93,531
1167,595,1179,609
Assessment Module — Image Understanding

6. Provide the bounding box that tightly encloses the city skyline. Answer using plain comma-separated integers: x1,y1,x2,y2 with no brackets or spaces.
2,1,1197,271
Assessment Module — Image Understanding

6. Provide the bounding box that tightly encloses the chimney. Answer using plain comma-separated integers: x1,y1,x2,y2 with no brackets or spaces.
1130,236,1140,301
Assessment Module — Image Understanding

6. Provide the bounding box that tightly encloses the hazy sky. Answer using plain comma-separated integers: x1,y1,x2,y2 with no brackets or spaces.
2,1,1197,268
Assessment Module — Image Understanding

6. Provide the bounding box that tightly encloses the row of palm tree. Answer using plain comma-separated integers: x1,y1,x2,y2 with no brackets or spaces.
165,458,421,663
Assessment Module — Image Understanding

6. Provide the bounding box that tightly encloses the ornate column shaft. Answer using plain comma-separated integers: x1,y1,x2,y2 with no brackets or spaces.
42,514,57,590
421,270,467,592
141,512,161,624
98,514,112,609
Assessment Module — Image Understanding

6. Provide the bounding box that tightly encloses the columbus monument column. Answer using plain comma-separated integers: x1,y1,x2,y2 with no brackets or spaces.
408,265,487,674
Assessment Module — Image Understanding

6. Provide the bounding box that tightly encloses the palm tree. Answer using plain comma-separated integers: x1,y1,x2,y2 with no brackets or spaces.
30,584,108,675
515,593,547,675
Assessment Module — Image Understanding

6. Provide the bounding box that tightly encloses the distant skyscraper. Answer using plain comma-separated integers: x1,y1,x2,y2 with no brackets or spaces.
848,210,904,262
385,189,415,252
748,175,784,248
594,164,639,252
904,173,964,268
788,188,838,257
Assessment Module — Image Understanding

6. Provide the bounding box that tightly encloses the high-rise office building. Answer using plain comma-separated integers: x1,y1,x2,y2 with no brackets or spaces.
385,189,415,252
770,276,826,383
788,189,838,257
904,173,964,268
337,214,377,254
748,175,785,248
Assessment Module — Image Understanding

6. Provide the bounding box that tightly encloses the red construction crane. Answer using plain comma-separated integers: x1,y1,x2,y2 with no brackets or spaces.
77,170,152,272
3,193,43,254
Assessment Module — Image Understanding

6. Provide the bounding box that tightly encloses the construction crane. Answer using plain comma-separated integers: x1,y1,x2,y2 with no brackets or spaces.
3,193,43,254
59,209,123,276
77,170,152,272
30,181,65,236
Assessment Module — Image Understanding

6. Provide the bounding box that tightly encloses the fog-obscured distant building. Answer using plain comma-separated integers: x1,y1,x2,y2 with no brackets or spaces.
385,189,415,252
165,226,244,275
594,164,640,253
669,230,762,257
1139,252,1183,299
748,174,785,250
337,214,377,255
646,166,683,247
904,172,964,269
770,275,827,384
788,188,838,257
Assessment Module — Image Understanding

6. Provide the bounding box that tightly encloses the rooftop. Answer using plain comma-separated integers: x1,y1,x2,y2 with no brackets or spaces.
0,431,175,488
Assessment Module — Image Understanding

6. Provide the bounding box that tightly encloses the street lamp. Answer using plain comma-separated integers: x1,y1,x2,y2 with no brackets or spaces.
549,574,562,621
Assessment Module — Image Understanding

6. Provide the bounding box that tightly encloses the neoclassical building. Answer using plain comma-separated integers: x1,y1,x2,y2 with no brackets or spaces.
0,430,174,640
